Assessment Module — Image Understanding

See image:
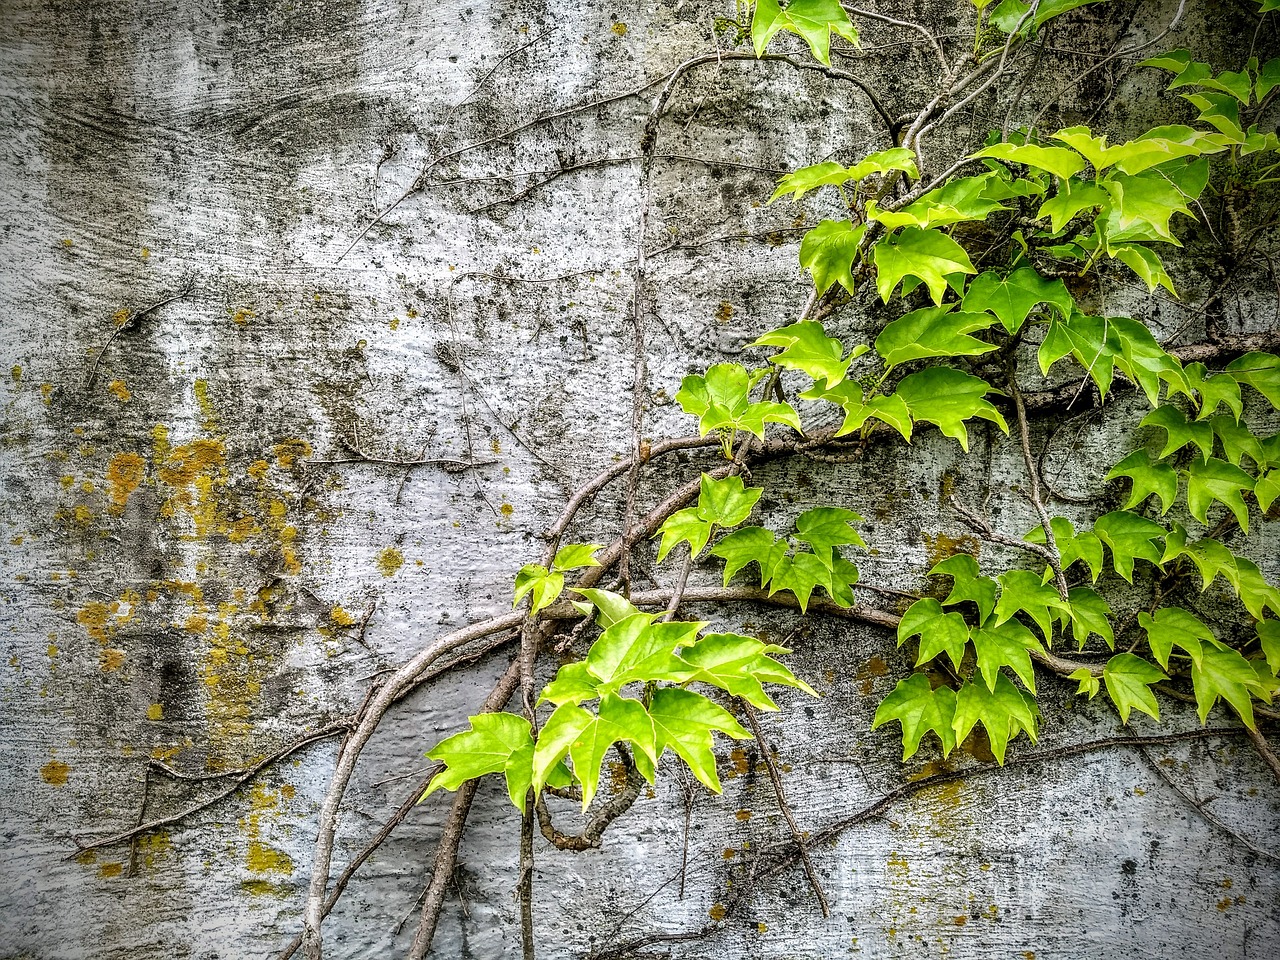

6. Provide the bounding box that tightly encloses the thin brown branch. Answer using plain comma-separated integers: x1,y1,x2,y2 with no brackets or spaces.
86,275,196,388
1244,724,1280,783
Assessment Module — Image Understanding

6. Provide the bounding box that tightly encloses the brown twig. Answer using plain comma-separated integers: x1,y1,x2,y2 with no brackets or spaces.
86,275,196,388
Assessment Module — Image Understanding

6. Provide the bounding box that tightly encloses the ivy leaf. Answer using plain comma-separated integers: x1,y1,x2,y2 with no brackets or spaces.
656,508,712,563
1184,457,1254,531
1192,642,1270,728
972,618,1044,693
1258,621,1280,675
422,713,538,809
974,141,1086,180
1226,352,1280,408
1102,653,1167,724
754,320,860,389
1066,586,1113,650
1069,667,1101,698
931,553,998,623
872,674,958,760
541,661,605,707
585,615,704,689
1138,606,1212,670
569,588,653,629
961,267,1073,334
952,674,1039,765
823,551,861,607
710,526,786,586
798,220,866,296
1111,243,1176,296
1237,557,1280,620
1025,516,1104,583
1109,126,1222,175
1256,469,1280,513
676,363,801,441
795,506,865,568
1060,313,1122,398
1161,528,1239,592
1094,511,1166,583
552,543,603,572
1037,177,1110,233
565,695,659,810
867,175,1007,230
1209,415,1265,467
514,564,564,614
800,381,913,441
898,598,971,670
1109,316,1189,406
1141,404,1214,460
697,473,763,527
1185,362,1243,421
766,551,832,613
993,569,1070,642
872,227,977,305
751,0,860,65
1182,92,1246,142
647,687,751,793
769,161,849,203
1105,450,1179,514
1257,55,1280,99
896,367,1008,452
875,305,998,367
990,0,1108,31
681,632,815,710
1101,162,1208,243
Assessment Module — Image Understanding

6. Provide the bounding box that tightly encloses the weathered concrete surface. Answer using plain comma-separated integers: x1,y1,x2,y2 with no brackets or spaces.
1,0,1278,957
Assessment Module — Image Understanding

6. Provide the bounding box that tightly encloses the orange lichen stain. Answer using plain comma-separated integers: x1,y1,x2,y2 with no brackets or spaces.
246,459,270,480
715,301,735,324
1222,878,1233,889
500,503,514,517
952,915,968,926
147,703,164,721
230,307,256,326
376,547,404,577
107,380,131,402
76,850,97,866
1023,953,1036,960
708,903,727,922
77,601,120,643
98,862,123,878
157,439,225,486
734,809,752,821
726,747,750,779
184,615,208,634
41,760,70,785
271,439,311,470
99,649,125,672
105,452,146,514
922,533,979,573
611,21,628,35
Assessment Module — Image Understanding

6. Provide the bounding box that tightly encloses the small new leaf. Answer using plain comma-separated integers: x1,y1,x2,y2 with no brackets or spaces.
751,0,860,65
898,598,970,671
754,320,859,389
514,564,564,614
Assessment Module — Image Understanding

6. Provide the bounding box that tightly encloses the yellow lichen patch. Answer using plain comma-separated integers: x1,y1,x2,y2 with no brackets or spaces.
105,453,146,514
389,317,400,331
194,379,217,428
40,382,52,404
146,703,164,721
107,380,131,402
246,459,270,480
98,862,123,878
140,247,150,259
241,782,294,888
158,439,225,487
922,533,979,573
47,643,58,658
152,423,171,464
500,503,514,517
59,475,75,489
271,439,311,470
136,832,171,870
376,547,404,577
10,365,21,382
734,809,752,821
99,648,125,672
611,21,628,34
230,307,256,326
184,614,208,634
708,903,727,921
111,308,130,328
329,606,355,627
77,601,121,643
41,760,70,785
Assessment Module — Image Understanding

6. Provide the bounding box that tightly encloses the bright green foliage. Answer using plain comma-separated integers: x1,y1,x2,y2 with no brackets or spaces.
1106,450,1178,513
932,553,998,622
971,619,1043,692
422,713,571,808
710,526,787,585
797,220,866,295
799,380,913,440
795,506,866,567
993,569,1069,642
867,174,1010,230
952,674,1039,764
514,543,602,614
535,695,657,810
1236,558,1280,620
570,588,650,629
1226,353,1280,407
1066,587,1114,649
1184,457,1255,531
1037,177,1109,232
1138,606,1212,669
961,267,1072,334
1186,362,1244,420
1259,621,1280,674
1025,517,1104,582
895,367,1008,451
1210,416,1265,467
656,473,762,562
754,320,864,388
1141,404,1214,460
1257,470,1280,512
751,0,859,64
1102,653,1167,723
874,305,998,367
1192,641,1272,728
680,632,817,709
974,141,1086,180
648,688,752,792
898,598,970,670
770,149,917,202
872,227,977,305
1162,528,1239,592
585,615,704,691
872,673,957,760
1069,667,1101,698
989,0,1108,33
1094,511,1166,583
676,363,801,452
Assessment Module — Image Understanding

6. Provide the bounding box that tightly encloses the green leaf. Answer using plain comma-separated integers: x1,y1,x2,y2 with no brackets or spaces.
697,473,763,527
875,305,998,367
648,687,751,792
872,227,977,305
972,618,1043,692
1066,586,1114,650
990,0,1107,32
1109,316,1189,406
1140,50,1213,90
1109,126,1222,175
770,149,918,202
1026,516,1104,583
1258,620,1280,675
766,551,833,613
799,381,913,441
898,598,970,671
1069,666,1101,698
569,588,653,629
1192,642,1270,728
867,175,1007,230
541,661,604,707
1111,244,1176,296
961,267,1073,334
535,695,658,810
1053,313,1121,398
1037,177,1110,233
896,367,1008,452
1237,557,1280,620
1101,162,1208,243
1184,457,1254,531
872,673,958,760
585,614,704,688
751,0,860,64
1095,510,1166,583
1226,352,1280,408
1257,55,1280,99
1105,450,1178,514
1138,606,1212,670
1256,470,1280,512
1209,415,1265,467
798,220,866,296
675,363,802,441
514,564,564,614
931,553,998,623
710,526,786,586
1102,653,1167,724
1186,362,1243,421
1182,92,1246,141
974,141,1086,180
423,713,542,809
952,674,1039,765
754,320,859,389
794,506,865,568
1162,528,1240,592
993,569,1069,642
656,507,712,563
1141,404,1214,460
552,543,603,572
681,632,815,710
